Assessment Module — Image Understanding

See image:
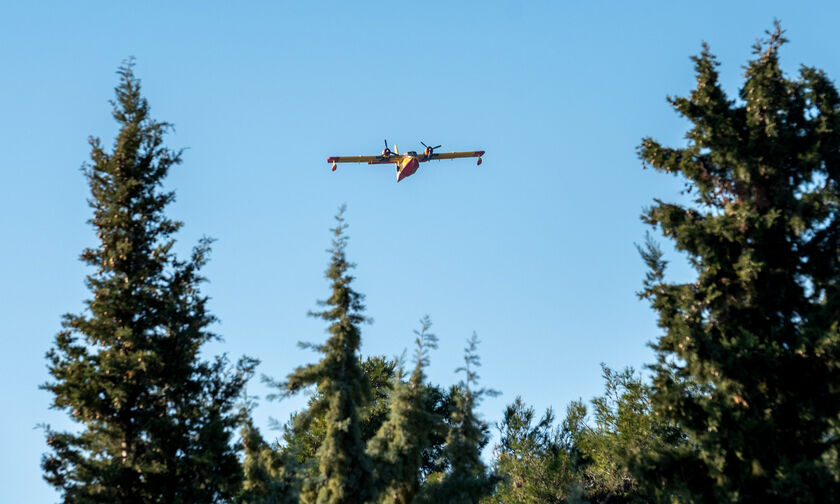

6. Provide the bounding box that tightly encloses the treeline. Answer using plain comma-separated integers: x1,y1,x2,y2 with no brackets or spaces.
42,24,840,503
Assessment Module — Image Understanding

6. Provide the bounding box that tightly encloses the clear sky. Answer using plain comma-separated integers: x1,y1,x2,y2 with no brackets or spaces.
3,1,840,501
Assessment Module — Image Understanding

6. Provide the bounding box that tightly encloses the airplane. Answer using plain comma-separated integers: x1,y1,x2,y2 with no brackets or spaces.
328,140,485,182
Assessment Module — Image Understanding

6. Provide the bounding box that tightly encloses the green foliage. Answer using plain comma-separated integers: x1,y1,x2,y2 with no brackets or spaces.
367,316,446,504
41,59,256,504
490,367,670,504
276,356,397,467
258,323,454,504
253,214,458,504
572,366,679,504
240,421,299,504
491,398,578,504
272,206,374,504
419,334,499,504
260,355,399,503
637,22,840,502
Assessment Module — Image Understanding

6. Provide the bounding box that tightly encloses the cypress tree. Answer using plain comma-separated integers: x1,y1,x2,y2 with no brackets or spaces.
367,316,444,504
280,206,373,504
637,23,840,501
257,351,452,504
256,355,396,504
239,420,300,504
417,334,498,504
275,355,453,479
42,59,256,503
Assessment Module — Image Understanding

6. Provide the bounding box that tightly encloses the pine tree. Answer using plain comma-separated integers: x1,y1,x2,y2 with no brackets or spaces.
367,316,444,504
490,367,674,504
258,352,453,504
417,334,498,504
491,398,577,504
275,355,452,482
636,23,840,501
570,366,678,504
278,206,374,504
41,59,256,504
259,355,396,504
239,420,300,504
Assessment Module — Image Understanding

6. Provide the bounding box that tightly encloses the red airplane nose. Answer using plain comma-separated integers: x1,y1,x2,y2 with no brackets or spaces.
397,158,420,182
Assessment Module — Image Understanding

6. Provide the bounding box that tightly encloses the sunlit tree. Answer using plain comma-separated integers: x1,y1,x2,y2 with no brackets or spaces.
418,334,498,504
367,316,445,504
275,206,374,504
42,59,256,504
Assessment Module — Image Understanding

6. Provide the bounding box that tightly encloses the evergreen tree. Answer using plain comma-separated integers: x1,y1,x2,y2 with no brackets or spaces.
367,316,444,504
636,23,840,501
275,355,452,483
254,328,453,504
416,384,457,481
239,420,299,504
569,366,677,504
418,334,498,504
41,59,256,504
490,367,672,504
278,206,374,504
276,356,396,466
259,355,397,504
491,398,577,504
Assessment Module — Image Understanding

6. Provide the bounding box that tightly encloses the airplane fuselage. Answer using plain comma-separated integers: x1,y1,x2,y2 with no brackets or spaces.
396,155,420,182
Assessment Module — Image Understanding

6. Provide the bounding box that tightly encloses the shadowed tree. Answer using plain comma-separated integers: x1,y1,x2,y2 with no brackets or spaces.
636,23,840,502
41,59,256,504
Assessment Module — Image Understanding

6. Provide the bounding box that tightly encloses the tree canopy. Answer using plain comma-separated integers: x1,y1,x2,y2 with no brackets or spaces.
636,22,840,502
42,59,256,504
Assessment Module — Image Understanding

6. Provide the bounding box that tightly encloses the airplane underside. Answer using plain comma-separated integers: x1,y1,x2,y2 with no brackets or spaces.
396,157,420,182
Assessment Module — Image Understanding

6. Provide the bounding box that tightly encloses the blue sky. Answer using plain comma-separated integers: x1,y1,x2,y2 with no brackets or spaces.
3,2,840,501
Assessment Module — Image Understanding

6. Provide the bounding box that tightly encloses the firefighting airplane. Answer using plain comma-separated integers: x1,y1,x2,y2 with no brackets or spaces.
328,140,485,182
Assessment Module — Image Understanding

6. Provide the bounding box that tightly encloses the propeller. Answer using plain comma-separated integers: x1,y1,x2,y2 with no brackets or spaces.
420,141,441,157
381,139,393,157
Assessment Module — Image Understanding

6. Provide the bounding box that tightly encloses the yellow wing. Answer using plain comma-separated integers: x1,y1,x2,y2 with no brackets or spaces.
421,150,485,161
328,155,395,164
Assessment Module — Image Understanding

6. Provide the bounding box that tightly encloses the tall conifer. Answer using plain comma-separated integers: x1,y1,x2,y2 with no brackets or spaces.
418,334,498,504
280,206,373,504
239,420,300,504
367,316,444,504
637,23,840,501
42,60,256,503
